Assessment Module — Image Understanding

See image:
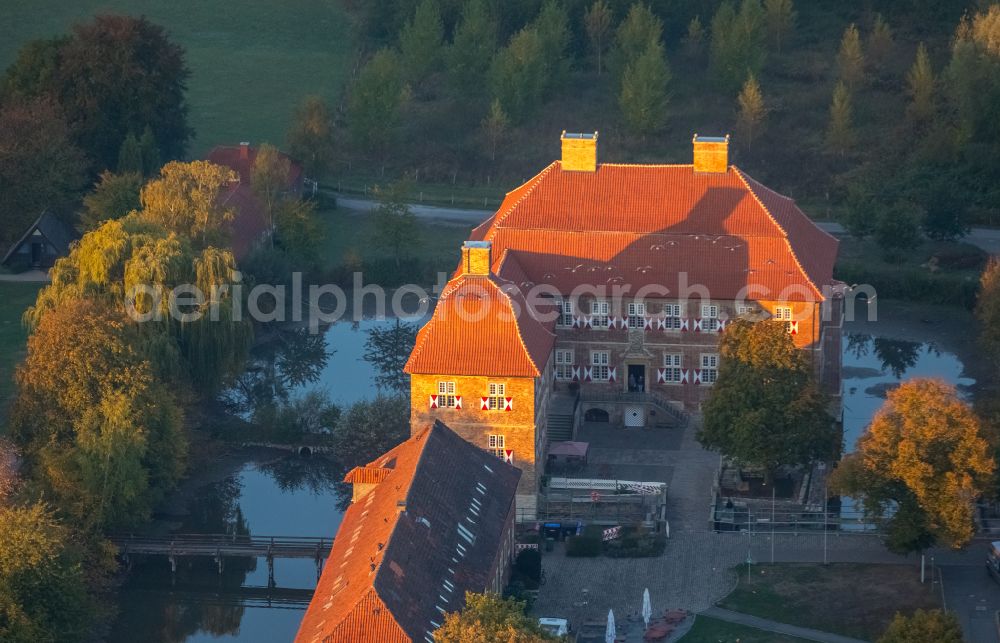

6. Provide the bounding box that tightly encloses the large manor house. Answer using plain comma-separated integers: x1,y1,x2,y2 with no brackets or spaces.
296,133,842,642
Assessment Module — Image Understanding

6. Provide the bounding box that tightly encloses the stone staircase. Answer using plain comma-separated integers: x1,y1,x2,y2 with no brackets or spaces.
546,414,574,443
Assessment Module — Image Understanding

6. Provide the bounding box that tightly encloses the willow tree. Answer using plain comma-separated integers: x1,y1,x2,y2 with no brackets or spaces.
139,160,236,246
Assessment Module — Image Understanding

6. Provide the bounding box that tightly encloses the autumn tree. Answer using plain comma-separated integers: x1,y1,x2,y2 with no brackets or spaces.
11,299,186,529
699,319,838,476
976,257,1000,368
80,171,143,231
399,0,444,86
878,610,962,643
867,14,893,72
0,503,94,642
482,98,510,162
435,593,557,643
584,0,613,74
619,40,671,135
764,0,795,54
906,42,935,127
837,23,865,90
491,27,547,123
328,395,411,469
610,3,663,82
3,15,191,171
826,81,854,155
0,439,19,504
833,379,994,552
447,0,496,95
287,95,335,178
251,143,292,238
372,183,420,268
736,73,766,151
948,5,1000,142
0,99,87,244
348,48,407,159
139,160,237,245
710,0,767,92
363,319,418,391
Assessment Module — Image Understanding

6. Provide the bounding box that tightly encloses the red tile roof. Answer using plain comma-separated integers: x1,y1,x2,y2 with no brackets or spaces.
470,162,838,301
295,422,520,643
404,273,556,377
205,144,303,187
219,182,267,259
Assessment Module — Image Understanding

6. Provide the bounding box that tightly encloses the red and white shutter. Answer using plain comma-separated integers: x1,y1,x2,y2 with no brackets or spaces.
583,316,593,329
657,368,667,383
504,397,513,411
480,397,489,410
584,366,593,382
680,318,689,332
571,316,581,329
571,366,581,381
680,369,690,384
656,317,666,331
608,367,617,382
503,449,514,464
717,319,728,333
607,315,618,329
643,317,654,330
789,321,799,335
693,370,703,384
454,396,463,409
692,319,703,333
429,395,439,409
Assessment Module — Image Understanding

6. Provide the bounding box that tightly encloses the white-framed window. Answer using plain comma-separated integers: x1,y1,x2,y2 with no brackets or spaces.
487,382,506,410
591,350,610,381
437,381,457,408
556,299,574,327
488,434,506,458
701,304,719,332
590,300,610,329
663,303,683,330
663,353,682,383
736,303,757,315
554,349,574,380
700,353,719,384
774,306,794,333
627,302,646,328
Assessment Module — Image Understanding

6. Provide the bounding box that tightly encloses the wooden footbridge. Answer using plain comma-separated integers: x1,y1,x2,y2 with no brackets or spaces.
111,533,332,583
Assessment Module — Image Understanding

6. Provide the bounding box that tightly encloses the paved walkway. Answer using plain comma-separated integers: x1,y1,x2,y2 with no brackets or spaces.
701,607,868,643
0,269,49,282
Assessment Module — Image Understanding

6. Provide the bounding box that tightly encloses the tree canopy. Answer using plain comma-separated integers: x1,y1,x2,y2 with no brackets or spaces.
434,593,557,643
832,379,995,552
699,319,838,472
1,15,191,172
877,609,963,643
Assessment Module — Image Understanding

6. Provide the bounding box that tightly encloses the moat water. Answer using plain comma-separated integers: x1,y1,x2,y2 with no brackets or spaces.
109,310,975,642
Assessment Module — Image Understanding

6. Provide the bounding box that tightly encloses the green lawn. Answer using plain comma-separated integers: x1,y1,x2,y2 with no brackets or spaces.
0,1,354,156
318,206,474,271
0,282,43,425
719,564,941,641
681,616,809,643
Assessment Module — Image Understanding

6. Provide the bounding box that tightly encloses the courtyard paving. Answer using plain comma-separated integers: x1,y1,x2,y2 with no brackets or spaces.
532,416,993,639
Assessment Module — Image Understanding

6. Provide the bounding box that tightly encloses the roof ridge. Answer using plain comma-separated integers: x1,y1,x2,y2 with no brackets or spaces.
733,167,823,299
599,162,693,168
488,161,558,237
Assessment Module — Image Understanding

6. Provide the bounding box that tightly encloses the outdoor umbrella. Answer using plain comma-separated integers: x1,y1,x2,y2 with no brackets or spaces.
605,608,616,643
642,588,652,629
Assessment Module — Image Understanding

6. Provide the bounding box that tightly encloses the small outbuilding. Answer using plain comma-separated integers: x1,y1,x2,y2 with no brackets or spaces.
2,211,77,270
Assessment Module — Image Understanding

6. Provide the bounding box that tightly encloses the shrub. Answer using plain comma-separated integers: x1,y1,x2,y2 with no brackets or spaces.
566,526,604,557
835,261,979,309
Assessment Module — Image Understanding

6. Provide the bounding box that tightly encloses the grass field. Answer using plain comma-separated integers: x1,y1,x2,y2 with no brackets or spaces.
718,564,941,640
681,616,808,643
0,282,43,424
0,1,355,156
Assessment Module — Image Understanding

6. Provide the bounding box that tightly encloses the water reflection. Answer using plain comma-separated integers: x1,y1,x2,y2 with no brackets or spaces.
109,458,345,643
841,333,973,451
224,328,331,413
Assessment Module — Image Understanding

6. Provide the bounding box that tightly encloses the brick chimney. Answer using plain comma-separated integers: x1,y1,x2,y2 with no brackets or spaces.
461,241,492,276
692,134,729,173
560,131,598,172
239,141,250,160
